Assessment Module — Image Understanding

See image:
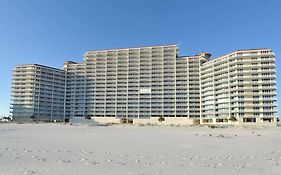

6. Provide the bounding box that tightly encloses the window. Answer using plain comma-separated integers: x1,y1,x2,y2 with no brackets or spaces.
253,113,259,116
243,118,256,122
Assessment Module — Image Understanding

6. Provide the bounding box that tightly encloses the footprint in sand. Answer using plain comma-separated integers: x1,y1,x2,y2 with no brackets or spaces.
23,170,36,175
105,151,111,155
234,164,245,169
144,162,153,166
225,155,233,160
216,163,224,167
79,150,87,154
240,155,248,159
116,161,127,166
205,164,216,168
37,149,49,153
9,153,22,160
85,160,99,165
271,150,281,154
57,159,72,164
106,159,113,163
79,158,88,161
81,151,91,154
32,155,47,162
23,149,32,153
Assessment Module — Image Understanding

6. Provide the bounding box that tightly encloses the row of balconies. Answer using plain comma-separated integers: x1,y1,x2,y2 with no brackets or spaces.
230,103,277,108
201,69,275,79
228,63,275,69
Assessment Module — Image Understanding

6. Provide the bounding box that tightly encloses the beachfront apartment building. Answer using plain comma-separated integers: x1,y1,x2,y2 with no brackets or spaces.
10,45,277,125
200,48,277,125
63,45,210,125
11,64,66,122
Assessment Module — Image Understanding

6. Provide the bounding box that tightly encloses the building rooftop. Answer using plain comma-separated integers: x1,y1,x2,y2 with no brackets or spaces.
15,64,64,72
202,48,272,65
84,44,178,54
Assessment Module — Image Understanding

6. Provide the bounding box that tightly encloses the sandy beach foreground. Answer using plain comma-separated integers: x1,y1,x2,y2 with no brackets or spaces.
0,124,281,175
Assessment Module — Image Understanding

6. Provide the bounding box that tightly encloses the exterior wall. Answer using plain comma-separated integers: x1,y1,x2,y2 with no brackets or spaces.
92,117,120,124
200,49,277,126
200,117,277,126
64,62,86,118
11,64,66,122
133,117,196,125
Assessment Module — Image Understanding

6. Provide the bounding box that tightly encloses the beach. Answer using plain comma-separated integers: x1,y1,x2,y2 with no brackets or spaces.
0,123,281,175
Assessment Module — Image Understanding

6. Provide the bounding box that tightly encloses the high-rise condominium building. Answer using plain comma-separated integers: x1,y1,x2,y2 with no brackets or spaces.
63,45,210,125
11,64,66,122
10,45,277,125
200,48,277,125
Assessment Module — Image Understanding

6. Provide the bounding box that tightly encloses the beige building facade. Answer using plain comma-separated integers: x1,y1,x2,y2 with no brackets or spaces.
200,48,277,126
11,64,66,122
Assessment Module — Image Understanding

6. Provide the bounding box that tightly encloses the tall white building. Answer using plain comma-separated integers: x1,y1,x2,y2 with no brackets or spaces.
63,45,209,125
10,45,277,125
11,64,66,122
200,48,277,125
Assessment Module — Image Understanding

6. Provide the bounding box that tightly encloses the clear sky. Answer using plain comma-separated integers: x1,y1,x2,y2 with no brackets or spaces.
0,0,281,117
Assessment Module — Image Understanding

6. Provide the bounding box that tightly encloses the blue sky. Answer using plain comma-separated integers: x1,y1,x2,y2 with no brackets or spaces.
0,0,281,117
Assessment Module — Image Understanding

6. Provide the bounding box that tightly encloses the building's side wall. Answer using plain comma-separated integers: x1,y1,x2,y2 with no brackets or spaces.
11,66,37,121
64,63,86,119
133,117,196,125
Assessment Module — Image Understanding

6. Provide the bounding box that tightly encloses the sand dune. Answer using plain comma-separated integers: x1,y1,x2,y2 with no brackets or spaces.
0,123,281,175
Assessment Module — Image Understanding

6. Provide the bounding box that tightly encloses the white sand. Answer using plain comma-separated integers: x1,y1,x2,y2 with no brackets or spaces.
0,124,281,175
